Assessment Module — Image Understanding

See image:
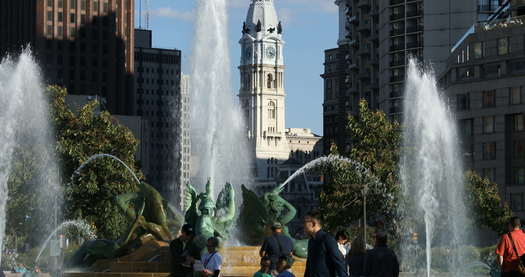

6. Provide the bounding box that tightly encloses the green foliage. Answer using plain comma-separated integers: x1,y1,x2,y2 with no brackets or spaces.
320,100,401,232
48,86,142,240
464,171,512,234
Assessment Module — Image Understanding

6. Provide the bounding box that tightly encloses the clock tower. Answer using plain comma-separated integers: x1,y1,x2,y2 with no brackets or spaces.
239,0,288,183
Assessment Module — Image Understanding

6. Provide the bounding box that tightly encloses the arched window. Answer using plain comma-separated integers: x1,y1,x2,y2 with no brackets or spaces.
268,101,276,119
267,73,273,88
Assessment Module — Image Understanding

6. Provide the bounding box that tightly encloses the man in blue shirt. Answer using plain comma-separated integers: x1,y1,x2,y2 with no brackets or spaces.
303,210,348,277
260,222,294,271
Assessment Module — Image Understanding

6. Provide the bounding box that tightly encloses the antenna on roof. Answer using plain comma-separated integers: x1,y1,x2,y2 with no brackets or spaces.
145,0,151,29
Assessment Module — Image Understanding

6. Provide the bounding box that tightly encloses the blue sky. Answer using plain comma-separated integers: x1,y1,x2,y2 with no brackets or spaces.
135,0,338,135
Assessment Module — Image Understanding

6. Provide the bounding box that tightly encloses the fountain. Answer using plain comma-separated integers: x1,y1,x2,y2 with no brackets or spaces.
189,0,252,193
0,49,61,266
400,59,472,277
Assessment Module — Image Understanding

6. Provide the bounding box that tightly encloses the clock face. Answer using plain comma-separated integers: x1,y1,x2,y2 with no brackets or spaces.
266,46,276,59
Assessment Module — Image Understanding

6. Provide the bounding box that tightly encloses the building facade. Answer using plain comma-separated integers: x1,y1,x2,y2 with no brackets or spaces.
134,29,182,198
442,3,525,215
0,0,135,115
239,0,290,184
322,0,503,153
180,74,191,190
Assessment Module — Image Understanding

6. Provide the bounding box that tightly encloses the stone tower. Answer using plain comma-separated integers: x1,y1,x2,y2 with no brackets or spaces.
239,0,289,183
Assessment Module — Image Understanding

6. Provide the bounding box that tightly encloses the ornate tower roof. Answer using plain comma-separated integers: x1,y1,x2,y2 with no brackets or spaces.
242,0,282,38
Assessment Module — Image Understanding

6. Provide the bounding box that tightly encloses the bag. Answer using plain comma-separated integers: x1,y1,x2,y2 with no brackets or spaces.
507,232,525,275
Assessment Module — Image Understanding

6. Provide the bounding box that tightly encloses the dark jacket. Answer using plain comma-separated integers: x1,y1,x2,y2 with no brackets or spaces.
347,253,366,276
169,237,201,277
305,230,349,277
261,234,294,269
364,246,399,277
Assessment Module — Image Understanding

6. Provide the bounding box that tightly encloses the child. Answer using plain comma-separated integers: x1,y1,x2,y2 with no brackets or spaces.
276,255,295,277
253,256,272,277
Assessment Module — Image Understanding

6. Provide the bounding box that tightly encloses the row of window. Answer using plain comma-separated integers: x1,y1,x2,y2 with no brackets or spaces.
456,87,522,111
137,89,176,96
137,67,179,75
48,0,111,13
135,53,180,64
457,37,511,64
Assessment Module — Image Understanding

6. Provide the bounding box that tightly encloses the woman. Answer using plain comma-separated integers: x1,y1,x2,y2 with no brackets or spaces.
347,237,367,277
200,237,222,277
336,231,350,258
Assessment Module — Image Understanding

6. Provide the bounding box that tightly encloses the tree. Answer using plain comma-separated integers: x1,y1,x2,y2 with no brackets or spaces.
49,86,142,240
320,100,401,232
464,171,512,234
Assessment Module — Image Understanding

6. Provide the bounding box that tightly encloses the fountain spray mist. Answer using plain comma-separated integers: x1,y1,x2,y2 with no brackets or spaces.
189,0,252,193
0,49,61,263
400,59,470,276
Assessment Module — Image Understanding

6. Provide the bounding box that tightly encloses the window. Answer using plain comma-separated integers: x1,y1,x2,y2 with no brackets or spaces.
498,37,509,55
70,0,77,9
466,45,470,61
81,14,86,24
511,87,521,104
268,101,276,119
48,0,54,7
70,13,76,23
482,142,496,160
267,74,273,89
57,26,64,37
103,2,109,13
482,116,495,133
456,93,470,111
81,0,86,9
514,114,525,132
93,0,99,11
515,169,525,185
514,140,525,159
510,193,524,211
460,119,473,137
58,0,63,8
70,27,76,37
482,90,496,108
47,11,53,21
482,168,496,182
473,42,483,59
58,12,63,22
47,25,53,36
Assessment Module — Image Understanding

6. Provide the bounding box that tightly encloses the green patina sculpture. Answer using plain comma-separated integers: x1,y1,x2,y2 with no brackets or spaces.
239,184,308,258
68,181,183,267
183,179,236,241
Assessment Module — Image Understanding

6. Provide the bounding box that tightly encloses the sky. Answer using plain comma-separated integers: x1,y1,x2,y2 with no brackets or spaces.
135,0,339,135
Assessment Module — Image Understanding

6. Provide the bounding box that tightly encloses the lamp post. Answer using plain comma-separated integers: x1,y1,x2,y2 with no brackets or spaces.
363,184,368,246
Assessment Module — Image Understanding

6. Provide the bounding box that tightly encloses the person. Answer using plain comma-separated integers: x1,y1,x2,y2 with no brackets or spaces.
364,232,399,277
276,255,295,277
253,256,273,277
336,231,350,258
199,237,222,277
496,217,525,277
347,237,366,277
169,224,202,277
259,222,294,271
303,209,348,277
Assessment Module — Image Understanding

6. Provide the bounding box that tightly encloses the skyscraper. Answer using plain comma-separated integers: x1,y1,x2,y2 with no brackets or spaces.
0,0,135,115
322,0,504,152
134,29,182,198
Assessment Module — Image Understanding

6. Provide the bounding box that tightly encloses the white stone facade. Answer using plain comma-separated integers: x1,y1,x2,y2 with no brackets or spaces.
239,0,289,182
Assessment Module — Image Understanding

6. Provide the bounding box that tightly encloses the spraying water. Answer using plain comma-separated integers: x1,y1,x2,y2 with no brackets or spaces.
189,0,252,194
0,49,61,264
71,153,141,185
35,220,96,264
400,59,470,276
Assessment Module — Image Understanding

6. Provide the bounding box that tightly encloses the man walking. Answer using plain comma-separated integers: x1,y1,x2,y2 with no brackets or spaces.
169,224,201,277
364,232,399,277
260,222,294,272
496,217,525,277
303,210,348,277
